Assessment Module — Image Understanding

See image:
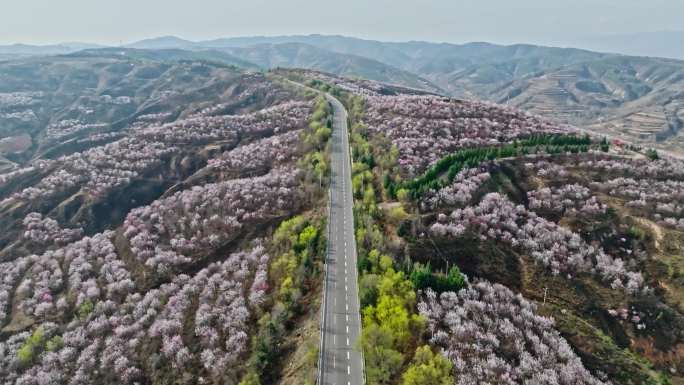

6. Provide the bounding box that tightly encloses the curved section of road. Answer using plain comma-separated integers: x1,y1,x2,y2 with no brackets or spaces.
318,93,364,385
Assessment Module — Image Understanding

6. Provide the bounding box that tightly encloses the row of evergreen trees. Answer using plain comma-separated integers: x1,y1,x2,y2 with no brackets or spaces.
388,134,600,199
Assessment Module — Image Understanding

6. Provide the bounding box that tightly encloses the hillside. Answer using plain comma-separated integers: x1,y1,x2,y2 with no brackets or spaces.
1,50,683,384
74,40,444,95
131,34,684,154
0,54,264,168
221,42,442,93
0,59,333,385
69,48,260,70
8,35,683,153
257,36,684,155
285,70,684,385
0,43,104,60
476,56,684,155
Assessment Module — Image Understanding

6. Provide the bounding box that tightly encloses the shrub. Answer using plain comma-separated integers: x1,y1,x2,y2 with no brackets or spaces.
17,327,45,366
77,300,94,319
45,335,63,352
402,345,453,385
410,264,466,294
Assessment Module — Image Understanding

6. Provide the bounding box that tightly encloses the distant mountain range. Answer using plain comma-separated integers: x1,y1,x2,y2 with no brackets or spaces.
114,34,684,153
126,32,684,61
0,42,105,59
1,34,684,153
68,47,260,71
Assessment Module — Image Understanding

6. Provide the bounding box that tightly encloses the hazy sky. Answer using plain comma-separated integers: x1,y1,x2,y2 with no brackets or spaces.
1,0,682,46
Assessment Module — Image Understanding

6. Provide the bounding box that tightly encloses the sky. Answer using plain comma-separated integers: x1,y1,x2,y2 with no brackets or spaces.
1,0,682,46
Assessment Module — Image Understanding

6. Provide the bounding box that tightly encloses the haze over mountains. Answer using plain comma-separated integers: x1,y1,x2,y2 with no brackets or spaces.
127,34,684,155
2,33,684,154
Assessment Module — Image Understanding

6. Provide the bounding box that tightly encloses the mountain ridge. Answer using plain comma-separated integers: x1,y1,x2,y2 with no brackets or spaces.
2,34,684,152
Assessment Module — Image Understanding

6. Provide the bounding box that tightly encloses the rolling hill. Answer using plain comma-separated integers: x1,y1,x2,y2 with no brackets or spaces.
0,43,105,61
157,34,683,154
5,34,684,152
480,56,684,153
221,42,442,93
1,46,684,385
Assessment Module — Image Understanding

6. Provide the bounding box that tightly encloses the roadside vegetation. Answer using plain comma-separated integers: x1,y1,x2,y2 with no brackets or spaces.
342,93,455,385
289,71,684,385
239,93,334,385
0,69,335,385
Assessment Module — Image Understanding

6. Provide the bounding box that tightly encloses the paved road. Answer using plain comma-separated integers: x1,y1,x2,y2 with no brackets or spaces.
319,94,364,385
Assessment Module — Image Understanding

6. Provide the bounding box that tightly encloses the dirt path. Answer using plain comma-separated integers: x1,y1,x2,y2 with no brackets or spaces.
635,217,665,250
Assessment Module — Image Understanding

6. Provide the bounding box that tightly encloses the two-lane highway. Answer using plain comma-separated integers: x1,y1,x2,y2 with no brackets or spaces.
319,94,364,385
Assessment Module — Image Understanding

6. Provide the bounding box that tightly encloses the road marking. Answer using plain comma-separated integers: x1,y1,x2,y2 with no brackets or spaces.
347,351,350,360
333,355,336,369
345,285,348,292
346,325,349,333
346,338,350,346
346,303,348,311
347,365,350,375
346,314,349,322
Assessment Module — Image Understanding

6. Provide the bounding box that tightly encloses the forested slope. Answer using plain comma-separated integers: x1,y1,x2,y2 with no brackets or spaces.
285,69,684,385
0,60,334,385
